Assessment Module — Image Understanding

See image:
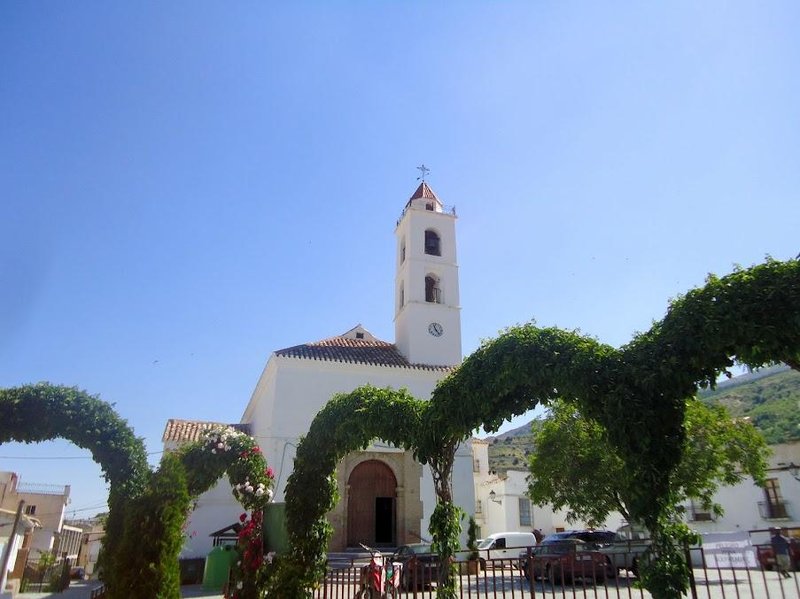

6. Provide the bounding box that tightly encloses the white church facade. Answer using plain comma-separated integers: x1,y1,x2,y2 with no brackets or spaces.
164,180,475,557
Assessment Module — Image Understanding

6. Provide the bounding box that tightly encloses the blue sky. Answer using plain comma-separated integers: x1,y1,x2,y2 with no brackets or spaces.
2,2,798,517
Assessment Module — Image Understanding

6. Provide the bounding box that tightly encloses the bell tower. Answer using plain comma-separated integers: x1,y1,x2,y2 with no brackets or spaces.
394,178,462,366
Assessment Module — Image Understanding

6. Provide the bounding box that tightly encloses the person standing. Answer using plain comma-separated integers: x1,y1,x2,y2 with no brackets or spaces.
770,527,792,579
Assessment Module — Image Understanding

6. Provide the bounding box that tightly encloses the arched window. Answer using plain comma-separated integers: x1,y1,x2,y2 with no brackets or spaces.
399,282,404,309
425,275,442,304
400,238,406,264
424,230,441,256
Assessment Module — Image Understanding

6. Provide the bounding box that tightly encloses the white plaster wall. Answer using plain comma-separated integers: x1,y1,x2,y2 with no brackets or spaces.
685,442,800,533
230,351,477,551
474,469,625,538
250,355,448,500
181,478,244,559
18,492,67,555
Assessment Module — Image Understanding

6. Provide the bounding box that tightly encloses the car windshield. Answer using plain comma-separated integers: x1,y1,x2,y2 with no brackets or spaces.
543,530,617,545
408,544,433,554
535,541,576,555
477,538,494,550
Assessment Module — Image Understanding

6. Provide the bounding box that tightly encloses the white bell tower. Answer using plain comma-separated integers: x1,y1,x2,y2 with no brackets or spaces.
394,178,462,366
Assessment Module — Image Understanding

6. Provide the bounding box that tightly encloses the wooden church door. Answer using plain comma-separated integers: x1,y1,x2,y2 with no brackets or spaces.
347,460,397,547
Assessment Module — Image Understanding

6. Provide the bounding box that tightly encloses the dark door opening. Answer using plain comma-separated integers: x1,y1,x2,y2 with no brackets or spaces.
375,497,395,545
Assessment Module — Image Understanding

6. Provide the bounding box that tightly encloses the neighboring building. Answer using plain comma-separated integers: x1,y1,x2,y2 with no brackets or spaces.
472,439,800,539
1,472,70,560
684,441,800,533
66,517,106,577
471,440,624,538
167,181,475,557
1,505,39,585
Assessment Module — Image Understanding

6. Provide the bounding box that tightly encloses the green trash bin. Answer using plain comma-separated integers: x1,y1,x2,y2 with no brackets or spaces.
263,502,289,555
203,545,236,591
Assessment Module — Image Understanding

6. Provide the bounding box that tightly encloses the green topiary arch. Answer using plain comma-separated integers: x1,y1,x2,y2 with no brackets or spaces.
116,424,276,599
0,384,150,593
0,387,277,599
274,386,425,597
279,258,800,599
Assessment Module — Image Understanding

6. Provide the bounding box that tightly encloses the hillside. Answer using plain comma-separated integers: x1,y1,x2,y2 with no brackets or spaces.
485,365,800,473
698,365,800,444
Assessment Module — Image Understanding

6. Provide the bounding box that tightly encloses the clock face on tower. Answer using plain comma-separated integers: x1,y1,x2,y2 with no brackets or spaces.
428,322,444,337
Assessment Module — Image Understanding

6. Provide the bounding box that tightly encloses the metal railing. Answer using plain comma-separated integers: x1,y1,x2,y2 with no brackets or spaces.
758,500,792,520
312,545,800,598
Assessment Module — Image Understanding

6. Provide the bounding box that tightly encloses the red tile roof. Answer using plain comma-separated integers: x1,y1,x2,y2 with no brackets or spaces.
275,335,453,372
409,181,440,201
162,419,251,443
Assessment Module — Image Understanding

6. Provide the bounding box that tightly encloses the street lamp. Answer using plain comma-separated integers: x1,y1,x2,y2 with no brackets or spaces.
489,490,502,505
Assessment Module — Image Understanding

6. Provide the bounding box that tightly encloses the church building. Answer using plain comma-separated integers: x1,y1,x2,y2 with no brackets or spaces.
164,180,475,556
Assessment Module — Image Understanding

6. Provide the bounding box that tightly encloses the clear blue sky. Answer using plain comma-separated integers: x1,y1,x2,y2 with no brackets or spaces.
2,2,798,518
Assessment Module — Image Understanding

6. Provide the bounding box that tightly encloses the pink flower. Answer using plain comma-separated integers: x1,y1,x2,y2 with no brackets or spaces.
266,466,274,478
239,513,247,523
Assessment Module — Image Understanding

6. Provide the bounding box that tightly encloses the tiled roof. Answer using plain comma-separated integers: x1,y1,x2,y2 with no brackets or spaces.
275,335,453,372
409,181,439,201
162,419,251,443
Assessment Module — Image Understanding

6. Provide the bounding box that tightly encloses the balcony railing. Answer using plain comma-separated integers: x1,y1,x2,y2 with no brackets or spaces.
758,500,791,520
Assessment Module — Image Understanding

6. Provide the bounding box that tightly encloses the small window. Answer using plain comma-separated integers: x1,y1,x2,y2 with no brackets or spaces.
473,459,480,473
399,283,404,309
424,230,441,256
425,202,434,211
355,332,364,339
400,239,406,263
519,498,532,527
761,478,789,519
24,505,36,515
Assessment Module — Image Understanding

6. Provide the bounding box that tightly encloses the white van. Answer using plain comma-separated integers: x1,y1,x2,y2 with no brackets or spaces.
477,532,538,566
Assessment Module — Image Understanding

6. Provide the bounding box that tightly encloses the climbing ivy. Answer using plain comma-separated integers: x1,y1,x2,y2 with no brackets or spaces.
280,257,800,599
0,388,276,599
273,386,425,598
0,384,150,594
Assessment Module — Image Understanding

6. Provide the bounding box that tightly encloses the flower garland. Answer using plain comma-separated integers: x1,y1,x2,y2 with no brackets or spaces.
198,426,275,511
226,511,277,599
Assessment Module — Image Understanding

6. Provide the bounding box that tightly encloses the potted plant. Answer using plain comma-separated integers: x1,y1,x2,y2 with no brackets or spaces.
466,516,480,575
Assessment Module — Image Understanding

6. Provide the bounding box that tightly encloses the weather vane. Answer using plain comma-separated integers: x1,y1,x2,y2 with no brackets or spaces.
416,164,430,181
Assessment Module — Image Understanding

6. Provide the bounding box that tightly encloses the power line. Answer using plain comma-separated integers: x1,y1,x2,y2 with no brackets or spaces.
0,451,164,460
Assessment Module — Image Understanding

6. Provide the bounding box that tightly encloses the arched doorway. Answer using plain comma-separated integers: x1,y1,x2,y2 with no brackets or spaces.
347,459,397,547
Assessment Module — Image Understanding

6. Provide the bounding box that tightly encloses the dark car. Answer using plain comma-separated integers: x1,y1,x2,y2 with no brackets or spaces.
519,539,610,585
538,529,649,576
391,543,440,590
69,566,86,580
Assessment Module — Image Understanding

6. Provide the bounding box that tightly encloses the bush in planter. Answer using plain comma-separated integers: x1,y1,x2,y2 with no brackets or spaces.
467,516,479,561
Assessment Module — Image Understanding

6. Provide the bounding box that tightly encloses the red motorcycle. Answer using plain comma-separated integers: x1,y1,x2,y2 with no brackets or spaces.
355,544,401,598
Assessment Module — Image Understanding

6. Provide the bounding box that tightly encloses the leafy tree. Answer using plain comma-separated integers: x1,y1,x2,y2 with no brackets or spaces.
527,398,770,526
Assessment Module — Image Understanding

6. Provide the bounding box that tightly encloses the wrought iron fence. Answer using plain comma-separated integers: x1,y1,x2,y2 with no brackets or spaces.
312,545,799,599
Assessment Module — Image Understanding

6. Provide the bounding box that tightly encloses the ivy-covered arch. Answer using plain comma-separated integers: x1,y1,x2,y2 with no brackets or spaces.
116,424,276,599
280,258,800,599
273,386,425,597
0,384,150,593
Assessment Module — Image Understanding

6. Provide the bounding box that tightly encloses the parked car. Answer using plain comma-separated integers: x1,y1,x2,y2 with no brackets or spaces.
540,529,650,576
519,539,610,584
69,566,86,580
477,531,538,567
391,543,440,590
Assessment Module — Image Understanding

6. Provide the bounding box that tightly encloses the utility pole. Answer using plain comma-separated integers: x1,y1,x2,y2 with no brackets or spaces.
0,499,24,598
